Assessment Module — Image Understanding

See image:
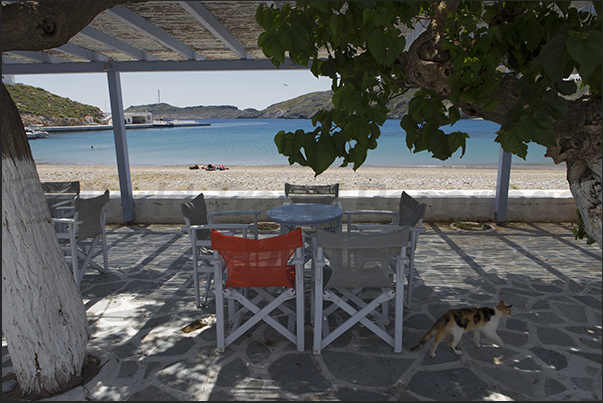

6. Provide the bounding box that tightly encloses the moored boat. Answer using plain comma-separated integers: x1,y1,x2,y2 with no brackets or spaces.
25,126,49,139
152,119,174,127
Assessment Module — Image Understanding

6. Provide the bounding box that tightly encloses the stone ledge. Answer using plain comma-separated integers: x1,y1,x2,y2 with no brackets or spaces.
78,189,576,225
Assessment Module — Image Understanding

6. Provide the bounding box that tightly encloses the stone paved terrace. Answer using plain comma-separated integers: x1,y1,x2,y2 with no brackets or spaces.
2,222,601,401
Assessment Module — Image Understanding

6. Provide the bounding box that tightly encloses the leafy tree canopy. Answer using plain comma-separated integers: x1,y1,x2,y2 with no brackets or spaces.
256,1,602,175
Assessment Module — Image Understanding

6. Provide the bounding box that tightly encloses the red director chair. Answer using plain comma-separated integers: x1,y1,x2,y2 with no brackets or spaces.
210,228,305,352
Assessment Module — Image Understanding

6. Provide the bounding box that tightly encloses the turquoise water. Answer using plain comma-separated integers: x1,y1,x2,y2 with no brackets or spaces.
28,118,556,167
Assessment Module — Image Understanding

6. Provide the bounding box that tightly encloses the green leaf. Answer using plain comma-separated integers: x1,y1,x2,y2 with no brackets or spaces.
447,106,461,125
556,79,577,95
290,22,310,49
274,130,287,154
384,32,406,66
520,19,545,52
367,29,386,64
525,114,558,147
496,129,528,159
566,30,603,79
539,34,569,82
315,136,336,174
329,13,343,36
543,93,568,120
429,130,451,160
448,131,470,158
352,143,368,170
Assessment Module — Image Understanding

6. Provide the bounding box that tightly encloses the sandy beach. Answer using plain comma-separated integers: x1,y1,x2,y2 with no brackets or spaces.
35,163,570,192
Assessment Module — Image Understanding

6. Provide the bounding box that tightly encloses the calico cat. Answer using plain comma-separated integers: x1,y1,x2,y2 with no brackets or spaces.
411,300,512,357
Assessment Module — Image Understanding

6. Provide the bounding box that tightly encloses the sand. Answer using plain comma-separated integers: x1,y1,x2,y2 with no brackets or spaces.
35,163,570,192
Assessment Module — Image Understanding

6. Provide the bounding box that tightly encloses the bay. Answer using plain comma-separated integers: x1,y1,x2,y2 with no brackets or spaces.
28,118,556,167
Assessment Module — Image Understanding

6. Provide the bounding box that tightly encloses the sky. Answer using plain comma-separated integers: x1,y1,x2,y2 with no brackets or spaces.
14,70,333,113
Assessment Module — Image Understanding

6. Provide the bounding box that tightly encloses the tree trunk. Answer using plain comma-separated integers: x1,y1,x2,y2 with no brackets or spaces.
2,2,125,398
548,97,602,247
2,84,90,399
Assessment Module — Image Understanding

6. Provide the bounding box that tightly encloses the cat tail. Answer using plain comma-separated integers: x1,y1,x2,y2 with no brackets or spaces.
410,315,447,351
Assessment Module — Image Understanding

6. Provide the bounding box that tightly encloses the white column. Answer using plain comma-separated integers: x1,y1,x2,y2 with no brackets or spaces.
106,69,135,222
494,147,512,223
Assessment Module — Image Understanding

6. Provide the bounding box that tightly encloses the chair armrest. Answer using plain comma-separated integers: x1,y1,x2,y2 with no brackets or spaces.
345,210,397,230
185,223,255,232
50,199,76,209
51,217,83,225
352,224,426,236
344,209,396,216
208,210,260,217
207,210,259,227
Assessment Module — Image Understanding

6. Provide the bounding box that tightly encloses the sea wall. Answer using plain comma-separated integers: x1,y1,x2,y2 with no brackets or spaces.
82,189,578,225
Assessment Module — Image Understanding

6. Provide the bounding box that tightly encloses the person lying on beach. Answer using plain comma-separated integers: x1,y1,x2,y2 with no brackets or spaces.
201,164,228,171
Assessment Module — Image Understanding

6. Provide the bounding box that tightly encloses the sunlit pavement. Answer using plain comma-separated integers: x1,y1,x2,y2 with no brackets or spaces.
3,222,601,400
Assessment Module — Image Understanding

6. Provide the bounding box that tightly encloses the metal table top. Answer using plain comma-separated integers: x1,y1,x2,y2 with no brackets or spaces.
267,203,343,228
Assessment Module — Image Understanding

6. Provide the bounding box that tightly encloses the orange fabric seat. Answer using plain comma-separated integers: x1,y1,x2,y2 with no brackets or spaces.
210,227,306,353
211,228,303,288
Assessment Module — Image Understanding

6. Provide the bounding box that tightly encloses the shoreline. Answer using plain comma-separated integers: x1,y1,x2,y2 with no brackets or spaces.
35,163,570,192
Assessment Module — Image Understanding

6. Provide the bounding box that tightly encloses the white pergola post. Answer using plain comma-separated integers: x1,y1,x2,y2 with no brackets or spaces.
106,69,135,222
494,147,512,223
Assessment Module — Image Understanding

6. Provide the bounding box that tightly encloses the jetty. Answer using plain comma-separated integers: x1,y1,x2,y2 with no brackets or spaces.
42,120,210,132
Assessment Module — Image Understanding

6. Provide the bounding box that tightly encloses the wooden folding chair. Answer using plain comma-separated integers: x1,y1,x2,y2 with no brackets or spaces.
345,191,426,307
312,229,410,354
181,193,259,308
211,228,305,353
53,190,110,288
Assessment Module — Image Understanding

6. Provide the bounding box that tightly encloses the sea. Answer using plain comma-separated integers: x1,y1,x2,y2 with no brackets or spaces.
28,118,559,168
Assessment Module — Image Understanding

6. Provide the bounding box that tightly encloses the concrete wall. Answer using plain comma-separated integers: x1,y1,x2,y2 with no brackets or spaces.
81,189,578,225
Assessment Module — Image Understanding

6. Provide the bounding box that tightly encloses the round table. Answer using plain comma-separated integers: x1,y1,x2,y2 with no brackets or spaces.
267,203,343,233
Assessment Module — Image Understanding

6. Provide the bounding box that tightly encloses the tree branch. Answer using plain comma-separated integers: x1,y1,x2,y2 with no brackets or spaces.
2,1,124,52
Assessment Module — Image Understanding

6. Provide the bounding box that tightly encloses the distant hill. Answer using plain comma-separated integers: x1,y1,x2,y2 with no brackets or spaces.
8,82,455,126
126,89,419,120
5,83,103,126
125,103,263,119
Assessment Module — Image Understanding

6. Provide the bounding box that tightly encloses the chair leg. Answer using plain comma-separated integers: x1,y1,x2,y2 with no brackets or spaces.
406,250,415,308
100,229,109,273
313,264,324,355
214,258,226,353
395,263,405,353
202,272,213,306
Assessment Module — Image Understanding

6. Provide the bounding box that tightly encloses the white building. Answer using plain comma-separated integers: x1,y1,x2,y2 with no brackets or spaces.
123,112,152,124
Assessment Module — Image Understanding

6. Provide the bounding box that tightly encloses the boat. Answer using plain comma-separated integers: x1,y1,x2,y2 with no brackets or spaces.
152,119,174,127
25,126,49,139
152,90,174,127
170,119,210,127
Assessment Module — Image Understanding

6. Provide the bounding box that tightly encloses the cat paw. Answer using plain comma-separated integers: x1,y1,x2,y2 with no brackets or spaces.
429,351,436,358
474,342,481,348
453,348,463,356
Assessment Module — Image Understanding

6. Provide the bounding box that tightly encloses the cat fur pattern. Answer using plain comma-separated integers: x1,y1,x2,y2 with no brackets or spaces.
410,300,512,357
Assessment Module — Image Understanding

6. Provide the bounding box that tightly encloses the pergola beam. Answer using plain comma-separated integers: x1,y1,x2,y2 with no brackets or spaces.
2,57,307,75
58,43,109,62
79,26,161,61
4,51,71,64
178,1,253,59
104,4,205,60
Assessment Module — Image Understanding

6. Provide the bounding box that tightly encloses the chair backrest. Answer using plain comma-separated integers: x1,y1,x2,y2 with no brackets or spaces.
316,229,410,289
74,190,109,242
284,183,339,205
398,191,426,227
211,227,303,289
42,181,80,195
42,181,80,215
181,193,210,240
